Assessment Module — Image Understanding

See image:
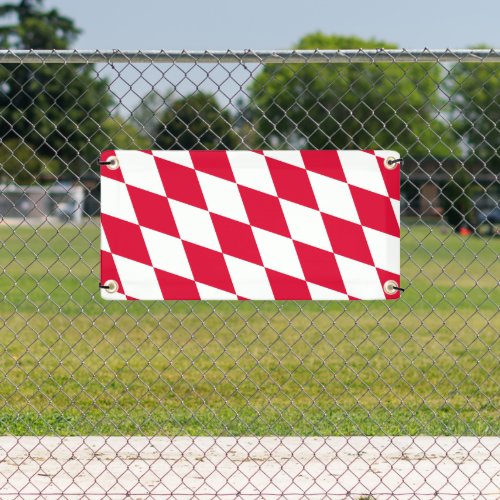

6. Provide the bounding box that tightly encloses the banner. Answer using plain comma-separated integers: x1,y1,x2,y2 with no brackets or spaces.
100,150,400,300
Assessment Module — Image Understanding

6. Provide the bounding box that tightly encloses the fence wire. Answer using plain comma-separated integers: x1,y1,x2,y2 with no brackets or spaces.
0,49,498,499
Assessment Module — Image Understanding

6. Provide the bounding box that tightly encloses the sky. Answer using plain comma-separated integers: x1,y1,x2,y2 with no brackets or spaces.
43,0,499,50
38,0,500,113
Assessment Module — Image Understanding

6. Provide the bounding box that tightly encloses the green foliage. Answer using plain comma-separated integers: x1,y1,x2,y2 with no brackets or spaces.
249,33,456,157
153,91,239,150
441,168,474,230
132,90,169,141
0,0,113,180
449,49,500,172
0,138,59,183
102,116,150,150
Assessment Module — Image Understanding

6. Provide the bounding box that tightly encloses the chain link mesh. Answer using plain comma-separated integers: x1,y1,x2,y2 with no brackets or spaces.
0,49,498,498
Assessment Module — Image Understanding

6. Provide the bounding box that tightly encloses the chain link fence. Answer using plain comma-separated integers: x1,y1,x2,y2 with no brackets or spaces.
0,49,498,498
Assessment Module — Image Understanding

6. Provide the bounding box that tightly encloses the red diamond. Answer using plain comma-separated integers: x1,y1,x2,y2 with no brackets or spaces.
211,213,262,266
101,214,151,266
322,213,374,266
239,186,290,237
301,150,347,182
266,156,318,210
155,156,207,210
155,269,200,300
349,185,400,237
294,241,346,294
191,150,235,182
266,269,311,300
127,185,179,237
183,241,235,294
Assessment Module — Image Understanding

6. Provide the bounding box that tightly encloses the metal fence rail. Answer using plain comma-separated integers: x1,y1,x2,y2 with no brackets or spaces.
0,49,498,498
2,48,500,63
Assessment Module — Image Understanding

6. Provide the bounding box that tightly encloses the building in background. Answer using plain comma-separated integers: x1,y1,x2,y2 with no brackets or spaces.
0,181,85,224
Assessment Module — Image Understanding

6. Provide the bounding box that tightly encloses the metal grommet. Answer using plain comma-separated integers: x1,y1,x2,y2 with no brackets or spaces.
105,156,120,170
384,156,399,170
103,279,118,293
384,280,399,295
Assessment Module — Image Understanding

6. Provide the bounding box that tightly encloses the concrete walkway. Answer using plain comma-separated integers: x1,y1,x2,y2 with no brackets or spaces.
0,436,498,498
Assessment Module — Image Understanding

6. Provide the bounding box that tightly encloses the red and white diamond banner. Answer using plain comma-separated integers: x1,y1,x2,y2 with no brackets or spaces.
100,150,400,300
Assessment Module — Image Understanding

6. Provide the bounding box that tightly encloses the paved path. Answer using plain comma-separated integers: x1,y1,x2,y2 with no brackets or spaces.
0,436,498,498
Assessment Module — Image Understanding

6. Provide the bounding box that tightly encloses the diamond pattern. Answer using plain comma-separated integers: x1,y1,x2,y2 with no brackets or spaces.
239,185,291,237
301,149,347,182
350,185,400,237
183,241,236,295
127,185,179,236
211,214,263,265
266,155,319,209
322,213,375,266
101,150,401,300
294,241,346,294
155,155,207,209
101,213,152,266
155,268,200,300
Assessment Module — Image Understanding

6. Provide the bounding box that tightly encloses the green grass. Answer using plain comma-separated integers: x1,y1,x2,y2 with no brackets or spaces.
0,219,498,436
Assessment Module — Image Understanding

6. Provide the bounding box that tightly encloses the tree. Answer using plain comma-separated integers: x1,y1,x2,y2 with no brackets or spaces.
153,91,239,150
102,116,150,150
0,0,113,179
248,33,457,157
0,138,59,183
441,168,474,231
449,49,500,173
132,90,169,142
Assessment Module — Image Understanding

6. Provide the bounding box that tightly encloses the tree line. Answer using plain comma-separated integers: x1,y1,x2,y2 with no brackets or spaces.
0,0,499,187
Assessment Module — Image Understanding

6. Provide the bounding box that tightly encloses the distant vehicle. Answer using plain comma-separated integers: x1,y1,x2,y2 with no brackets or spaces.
54,200,77,221
474,193,500,236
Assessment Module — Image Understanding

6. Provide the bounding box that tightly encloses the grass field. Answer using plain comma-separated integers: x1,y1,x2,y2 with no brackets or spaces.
0,220,498,436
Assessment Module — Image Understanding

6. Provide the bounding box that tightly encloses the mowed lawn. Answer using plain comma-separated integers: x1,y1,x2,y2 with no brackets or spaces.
0,220,498,436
